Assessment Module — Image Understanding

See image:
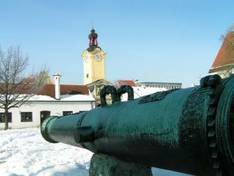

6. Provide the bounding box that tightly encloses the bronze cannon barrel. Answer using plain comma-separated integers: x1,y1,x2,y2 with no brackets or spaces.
41,75,234,176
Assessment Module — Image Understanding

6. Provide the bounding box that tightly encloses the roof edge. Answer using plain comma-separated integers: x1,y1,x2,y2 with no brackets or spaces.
209,63,234,73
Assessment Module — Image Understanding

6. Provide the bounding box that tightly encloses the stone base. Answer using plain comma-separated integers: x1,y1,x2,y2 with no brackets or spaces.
89,154,153,176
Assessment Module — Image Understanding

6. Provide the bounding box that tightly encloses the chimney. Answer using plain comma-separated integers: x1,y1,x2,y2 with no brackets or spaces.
53,73,61,100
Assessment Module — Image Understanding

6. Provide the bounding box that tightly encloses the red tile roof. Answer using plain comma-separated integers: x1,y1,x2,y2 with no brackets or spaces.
209,31,234,72
38,84,89,98
116,80,136,87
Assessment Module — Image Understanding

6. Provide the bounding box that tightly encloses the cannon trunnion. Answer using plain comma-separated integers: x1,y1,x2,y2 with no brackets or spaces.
41,75,234,176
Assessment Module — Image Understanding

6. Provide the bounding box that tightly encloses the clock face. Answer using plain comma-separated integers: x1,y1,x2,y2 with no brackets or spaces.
95,54,101,61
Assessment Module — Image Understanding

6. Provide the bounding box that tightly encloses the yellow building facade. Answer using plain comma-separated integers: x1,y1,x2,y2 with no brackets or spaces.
82,48,106,85
82,29,106,85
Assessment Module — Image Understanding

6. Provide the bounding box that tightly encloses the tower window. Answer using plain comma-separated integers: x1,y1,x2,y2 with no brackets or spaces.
86,74,89,78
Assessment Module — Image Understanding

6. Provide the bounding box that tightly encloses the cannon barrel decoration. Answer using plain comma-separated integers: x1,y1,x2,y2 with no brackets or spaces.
41,74,234,176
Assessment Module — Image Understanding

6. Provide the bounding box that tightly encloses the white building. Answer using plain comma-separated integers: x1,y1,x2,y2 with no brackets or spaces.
138,82,182,90
0,75,95,129
132,86,167,98
115,80,180,101
120,86,167,101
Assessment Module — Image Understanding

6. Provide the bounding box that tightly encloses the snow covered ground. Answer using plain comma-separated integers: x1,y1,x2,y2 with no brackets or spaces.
0,128,189,176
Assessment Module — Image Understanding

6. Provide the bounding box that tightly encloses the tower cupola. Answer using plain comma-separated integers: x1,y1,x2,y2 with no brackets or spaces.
82,29,106,85
88,29,99,51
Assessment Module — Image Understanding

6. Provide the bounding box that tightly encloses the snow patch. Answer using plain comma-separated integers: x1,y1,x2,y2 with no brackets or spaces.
0,128,92,176
0,128,189,176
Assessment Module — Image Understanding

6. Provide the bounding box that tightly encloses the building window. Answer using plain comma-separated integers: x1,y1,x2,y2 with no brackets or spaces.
40,111,51,124
0,113,12,123
63,111,73,116
21,112,33,122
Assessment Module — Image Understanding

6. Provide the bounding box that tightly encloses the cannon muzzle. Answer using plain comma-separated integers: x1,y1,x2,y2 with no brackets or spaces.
41,75,234,176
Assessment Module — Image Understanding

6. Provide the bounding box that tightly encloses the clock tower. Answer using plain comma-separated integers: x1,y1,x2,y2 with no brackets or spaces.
82,29,106,85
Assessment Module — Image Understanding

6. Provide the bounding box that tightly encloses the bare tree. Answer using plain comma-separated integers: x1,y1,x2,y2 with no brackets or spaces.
0,46,48,130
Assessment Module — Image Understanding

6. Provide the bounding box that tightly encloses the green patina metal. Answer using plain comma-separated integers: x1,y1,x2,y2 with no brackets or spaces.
41,75,234,176
89,154,152,176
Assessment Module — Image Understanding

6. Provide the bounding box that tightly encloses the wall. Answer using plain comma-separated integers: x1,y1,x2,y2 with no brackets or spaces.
209,68,234,78
82,48,105,85
83,52,94,84
0,101,94,129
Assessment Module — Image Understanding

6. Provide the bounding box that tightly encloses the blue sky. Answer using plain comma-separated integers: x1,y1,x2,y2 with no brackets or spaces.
0,0,234,87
